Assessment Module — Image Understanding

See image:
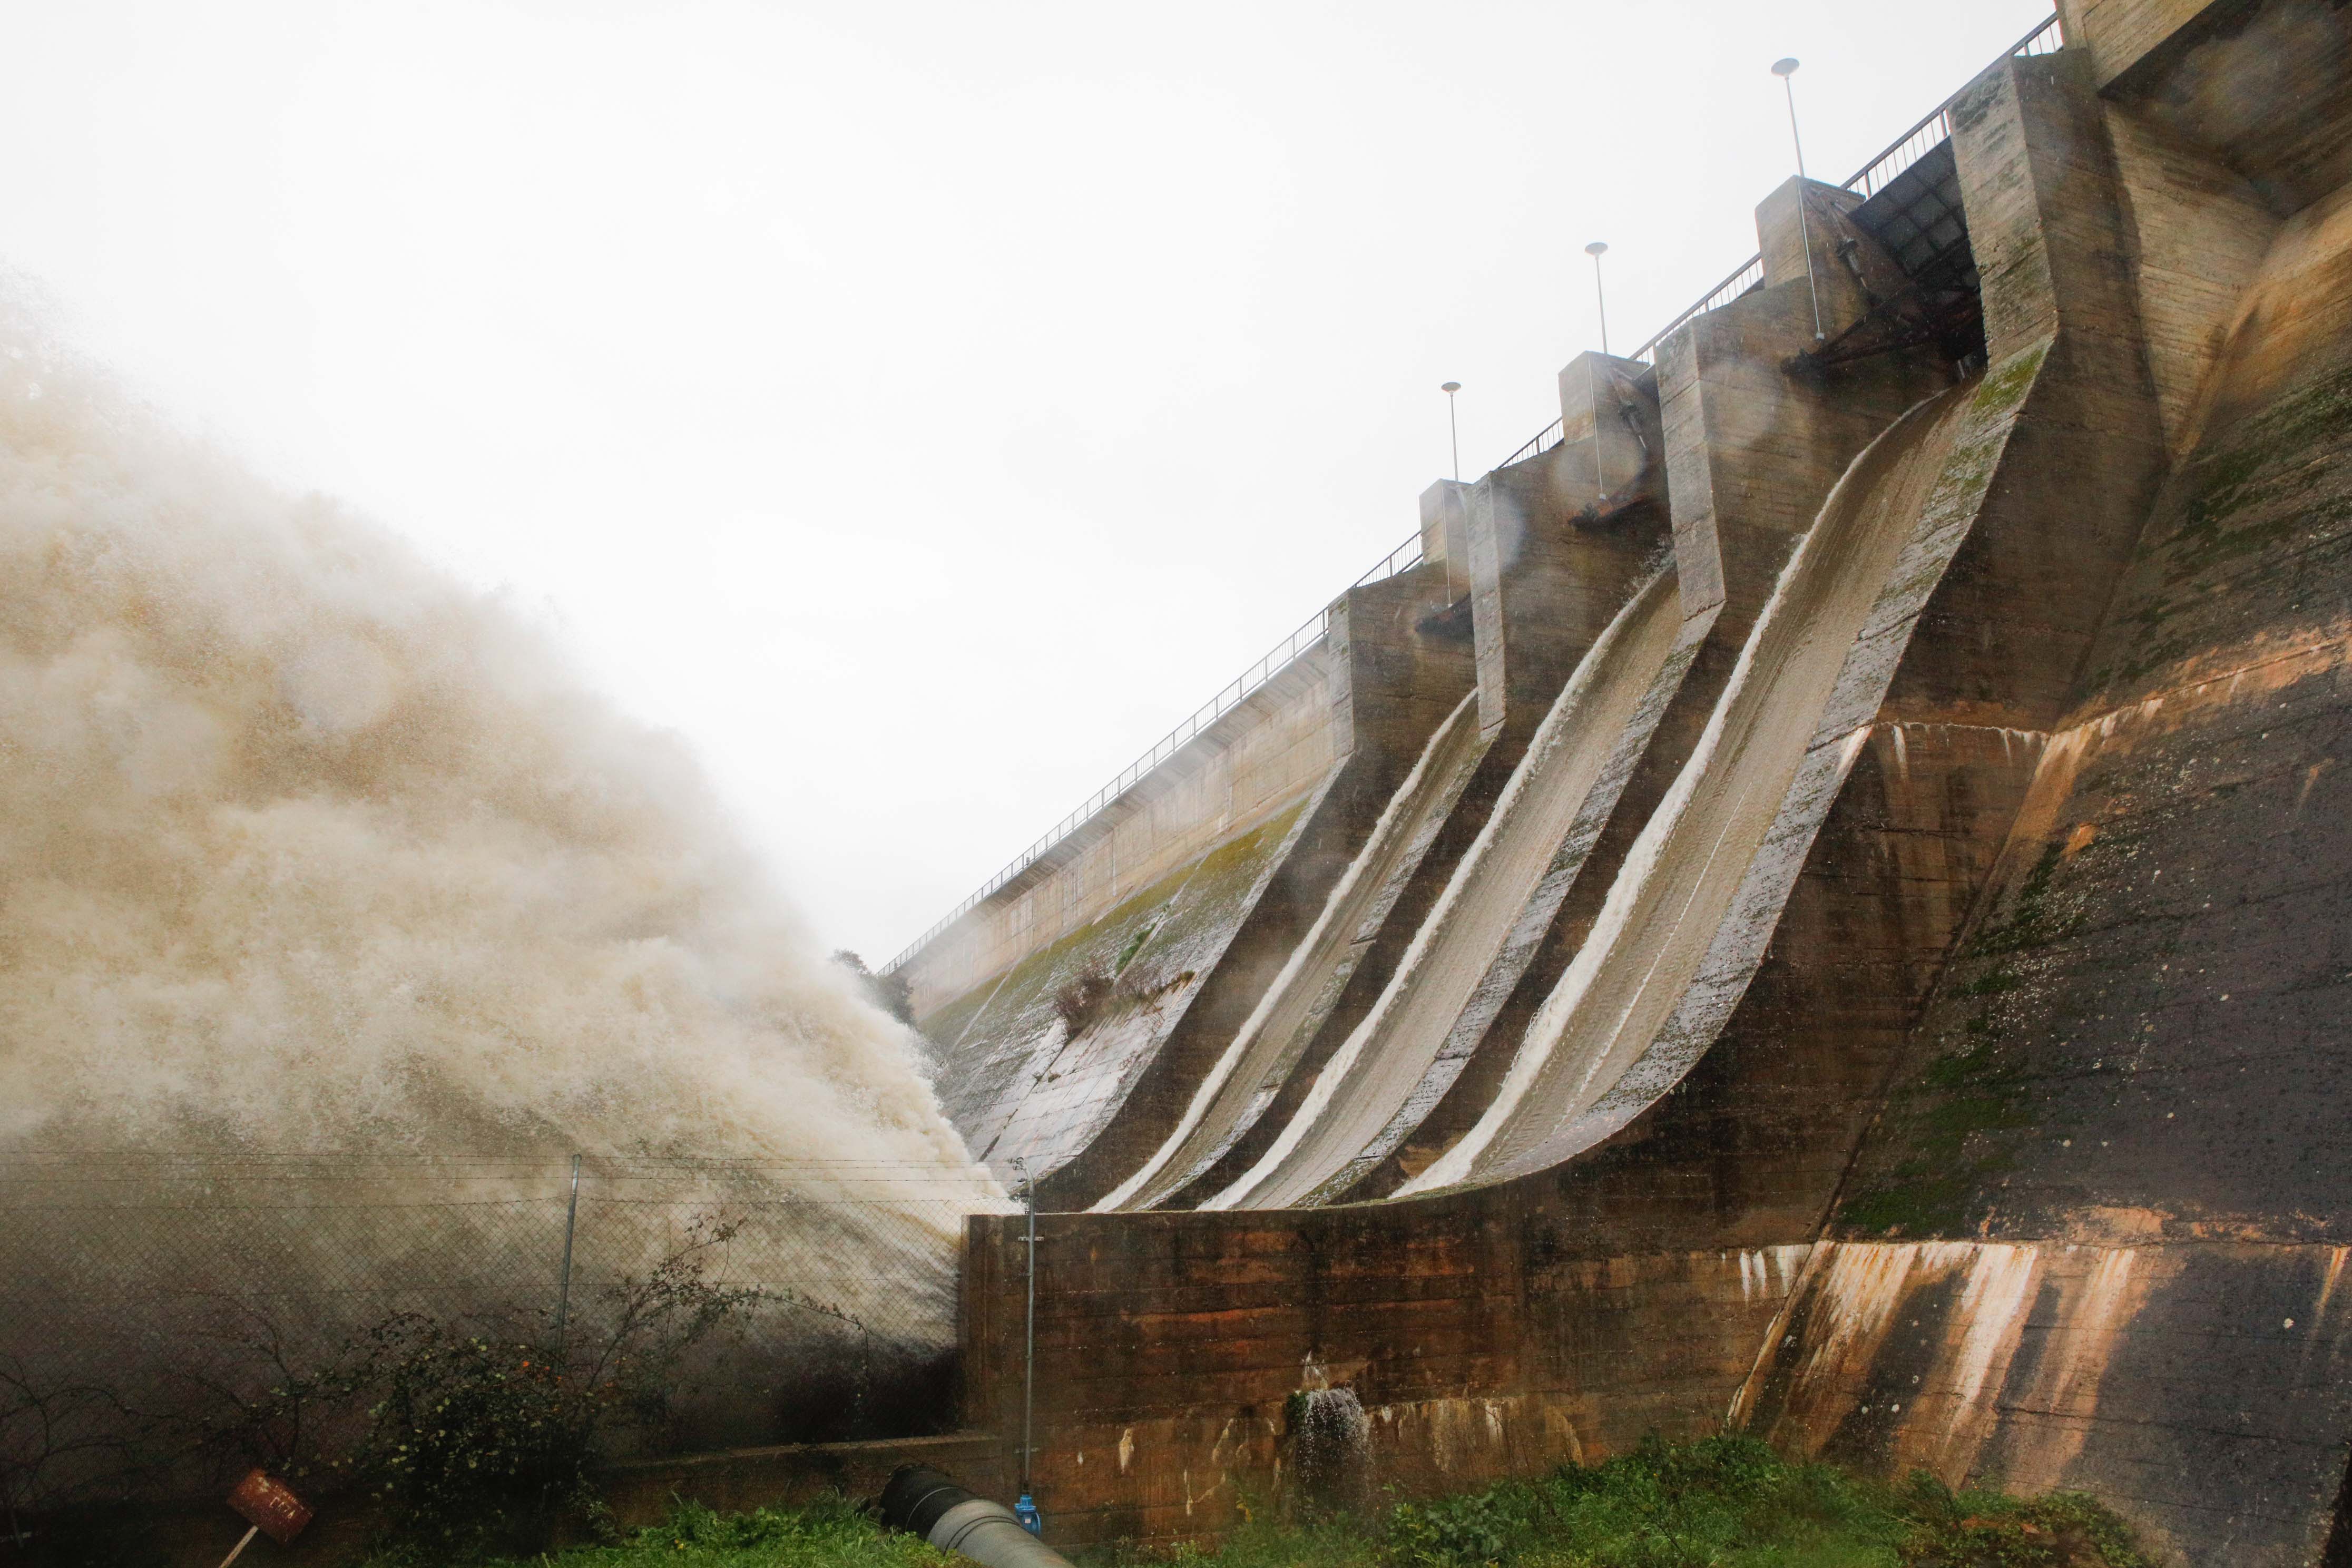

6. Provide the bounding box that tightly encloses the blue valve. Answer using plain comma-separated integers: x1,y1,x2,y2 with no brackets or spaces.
1013,1493,1042,1536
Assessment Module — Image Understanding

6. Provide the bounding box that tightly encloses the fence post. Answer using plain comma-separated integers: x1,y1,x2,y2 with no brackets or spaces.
1014,1159,1042,1534
554,1153,581,1351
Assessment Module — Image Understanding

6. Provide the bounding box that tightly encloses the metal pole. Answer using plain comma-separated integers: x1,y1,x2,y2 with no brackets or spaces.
1774,60,1827,344
1584,241,1613,503
554,1153,581,1350
1016,1158,1036,1496
1440,383,1461,481
1589,355,1609,504
1781,75,1808,178
1585,242,1611,357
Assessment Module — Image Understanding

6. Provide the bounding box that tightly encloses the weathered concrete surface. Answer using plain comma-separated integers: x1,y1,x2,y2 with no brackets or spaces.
930,798,1314,1185
1840,129,2352,1272
1420,479,1473,605
2105,101,2281,457
927,19,2352,1564
1349,162,1969,1201
1828,165,2352,1563
1213,567,1689,1210
2061,0,2232,93
1135,390,1679,1212
1197,370,1683,1211
1090,692,1489,1213
933,564,1473,1191
1739,1241,2352,1565
1886,50,2168,738
1032,568,1478,1207
1668,177,1948,648
962,1206,1806,1547
1415,366,2036,1194
1731,1241,2352,1561
905,646,1341,1023
959,666,2070,1546
2067,0,2352,214
1218,173,1963,1215
1473,356,1668,738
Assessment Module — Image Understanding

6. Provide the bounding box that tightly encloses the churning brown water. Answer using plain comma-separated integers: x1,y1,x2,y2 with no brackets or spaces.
0,306,1000,1370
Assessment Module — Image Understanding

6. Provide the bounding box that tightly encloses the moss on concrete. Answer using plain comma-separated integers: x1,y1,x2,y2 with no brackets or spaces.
916,866,1203,1042
1114,920,1159,975
1963,842,2074,960
2101,362,2352,689
929,800,1311,1171
1970,340,2049,419
1838,842,2071,1238
1838,1031,2033,1238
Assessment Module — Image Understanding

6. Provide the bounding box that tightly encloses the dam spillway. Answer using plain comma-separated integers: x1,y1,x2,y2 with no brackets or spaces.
897,5,2352,1563
1415,378,1991,1194
1093,688,1489,1213
1208,564,1690,1212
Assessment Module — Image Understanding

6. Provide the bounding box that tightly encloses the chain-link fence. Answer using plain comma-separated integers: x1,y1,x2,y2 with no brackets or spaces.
0,1154,1016,1520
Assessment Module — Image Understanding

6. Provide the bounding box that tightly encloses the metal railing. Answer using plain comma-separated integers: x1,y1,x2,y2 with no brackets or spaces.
1501,417,1565,469
1629,253,1771,366
1845,15,2065,199
1498,14,2062,456
2016,14,2066,56
885,530,1426,974
1505,414,1562,470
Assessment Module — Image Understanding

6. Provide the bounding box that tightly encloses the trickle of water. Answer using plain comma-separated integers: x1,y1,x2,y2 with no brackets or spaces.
1288,1387,1371,1514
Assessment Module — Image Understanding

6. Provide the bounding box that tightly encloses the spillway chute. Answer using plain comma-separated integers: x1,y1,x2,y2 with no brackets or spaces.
1406,379,1994,1194
1207,562,1694,1210
1094,689,1488,1211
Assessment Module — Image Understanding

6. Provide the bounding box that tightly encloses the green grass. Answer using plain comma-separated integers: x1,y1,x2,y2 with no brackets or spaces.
426,1437,2144,1568
398,1494,957,1568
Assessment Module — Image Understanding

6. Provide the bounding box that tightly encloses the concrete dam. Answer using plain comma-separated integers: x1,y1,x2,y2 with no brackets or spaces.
893,3,2352,1561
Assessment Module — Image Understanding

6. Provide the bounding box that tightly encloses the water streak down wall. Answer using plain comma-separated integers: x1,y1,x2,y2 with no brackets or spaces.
910,5,2352,1561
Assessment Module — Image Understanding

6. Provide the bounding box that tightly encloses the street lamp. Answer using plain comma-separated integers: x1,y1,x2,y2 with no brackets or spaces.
1772,57,1827,342
1771,58,1808,175
1584,242,1611,357
1441,381,1462,481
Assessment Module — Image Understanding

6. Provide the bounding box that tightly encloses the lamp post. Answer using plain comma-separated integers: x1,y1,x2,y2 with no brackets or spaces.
1772,57,1828,344
1440,381,1462,481
1584,242,1611,357
1771,57,1809,177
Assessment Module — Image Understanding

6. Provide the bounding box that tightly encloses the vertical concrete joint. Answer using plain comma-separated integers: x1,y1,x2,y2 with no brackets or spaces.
1465,478,1511,738
1419,481,1474,604
1325,591,1358,765
1953,48,2157,390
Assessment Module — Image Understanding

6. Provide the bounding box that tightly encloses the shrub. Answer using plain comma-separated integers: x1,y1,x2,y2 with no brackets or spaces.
322,1217,768,1557
1387,1491,1510,1568
335,1438,2155,1568
1053,968,1116,1036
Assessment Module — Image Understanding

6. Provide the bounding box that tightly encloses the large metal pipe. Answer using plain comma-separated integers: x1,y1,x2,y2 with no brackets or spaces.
879,1466,1073,1568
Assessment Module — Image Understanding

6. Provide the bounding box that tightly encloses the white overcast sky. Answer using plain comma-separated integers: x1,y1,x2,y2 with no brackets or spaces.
1,0,2052,963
